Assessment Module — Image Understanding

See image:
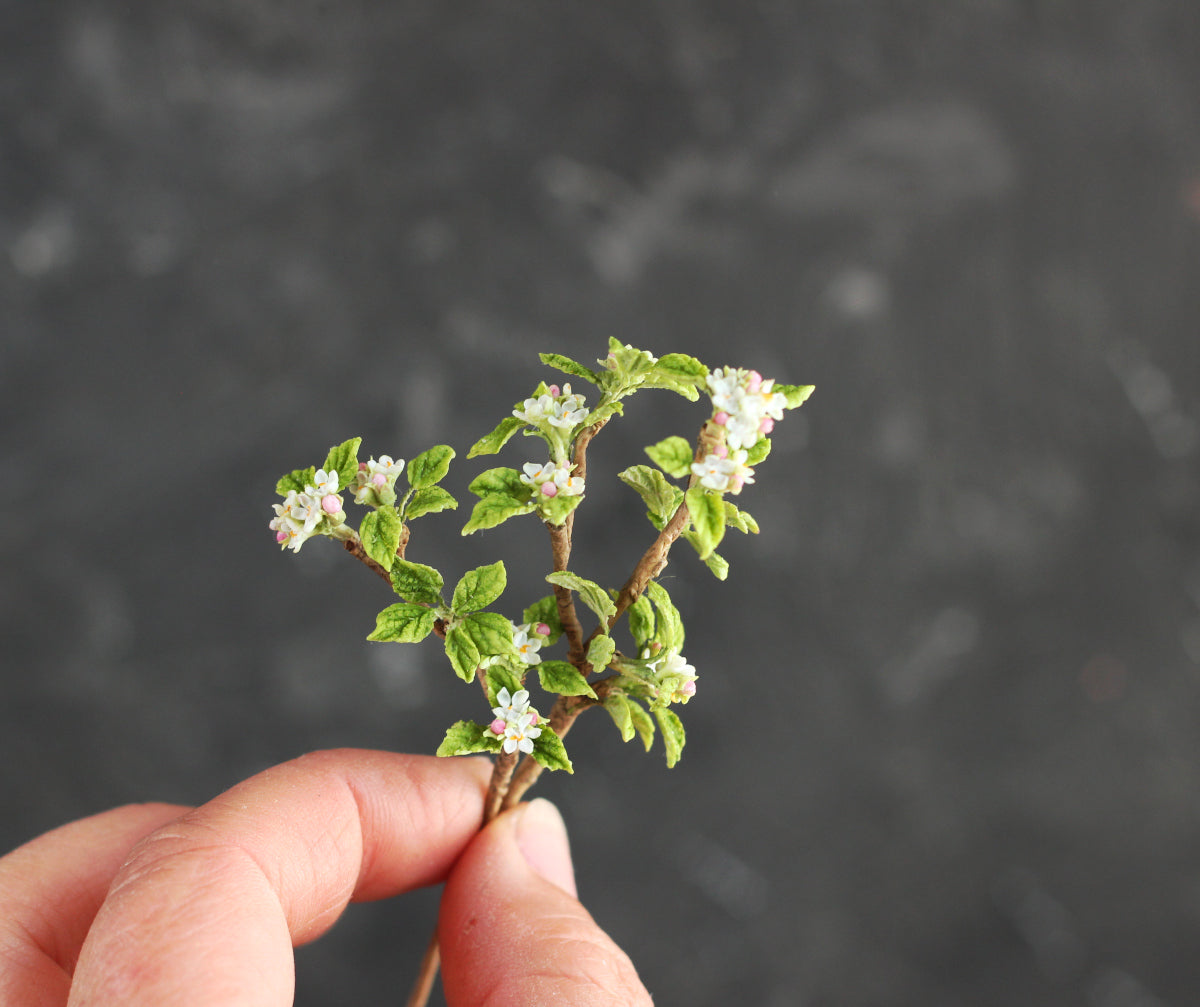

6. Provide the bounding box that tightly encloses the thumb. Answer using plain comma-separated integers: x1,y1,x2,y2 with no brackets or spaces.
439,797,653,1006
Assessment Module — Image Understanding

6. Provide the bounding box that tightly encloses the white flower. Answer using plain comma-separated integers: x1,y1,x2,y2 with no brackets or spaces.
707,367,747,413
691,452,738,492
312,468,340,495
269,489,322,552
546,384,589,429
512,624,545,665
514,393,555,424
724,411,762,451
492,687,531,721
502,713,542,754
551,463,585,497
520,461,556,489
653,650,698,703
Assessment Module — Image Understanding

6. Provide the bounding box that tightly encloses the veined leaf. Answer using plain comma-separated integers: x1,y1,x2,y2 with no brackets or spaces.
389,558,444,605
586,633,616,673
775,383,815,409
468,467,527,499
276,466,315,496
628,593,655,650
459,611,516,660
444,624,482,682
437,720,503,757
685,485,726,560
406,444,455,489
619,465,684,524
530,726,573,773
539,352,600,385
603,693,636,743
322,438,362,493
403,485,458,520
462,494,535,535
627,699,655,752
655,707,686,767
367,603,437,643
468,416,525,458
359,507,403,571
537,660,597,699
645,580,684,651
545,570,616,622
452,561,506,614
644,436,694,478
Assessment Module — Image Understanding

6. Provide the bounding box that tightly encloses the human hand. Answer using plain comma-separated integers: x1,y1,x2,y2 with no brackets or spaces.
0,749,652,1006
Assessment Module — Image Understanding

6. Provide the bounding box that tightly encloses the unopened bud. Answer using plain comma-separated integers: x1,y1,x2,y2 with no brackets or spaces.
489,718,506,736
541,481,558,497
535,622,551,636
547,384,560,397
714,411,730,426
759,417,774,434
321,494,341,515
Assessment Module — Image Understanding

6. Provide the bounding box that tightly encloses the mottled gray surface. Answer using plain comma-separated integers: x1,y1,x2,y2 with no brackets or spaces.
4,2,1200,1005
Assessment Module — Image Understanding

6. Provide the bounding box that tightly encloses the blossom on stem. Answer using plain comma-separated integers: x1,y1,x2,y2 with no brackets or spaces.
491,687,543,754
691,449,754,494
502,712,542,754
269,489,323,552
652,650,698,704
546,383,589,430
512,624,545,665
705,366,788,451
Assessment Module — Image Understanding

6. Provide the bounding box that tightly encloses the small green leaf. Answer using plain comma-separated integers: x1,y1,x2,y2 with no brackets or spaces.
485,664,524,706
403,485,458,520
685,485,726,560
462,494,536,535
539,352,600,385
745,436,772,465
644,436,694,479
530,726,573,773
367,603,438,643
775,383,815,409
323,438,362,492
628,699,656,752
545,571,616,623
276,466,315,495
724,501,759,534
628,594,655,650
468,467,528,499
359,508,403,571
581,400,623,428
444,624,482,682
603,693,636,742
452,561,506,614
703,550,729,580
655,707,686,767
437,720,503,757
460,611,517,660
539,491,585,526
537,660,597,699
645,581,684,651
655,352,708,382
523,595,564,645
619,465,684,524
586,633,616,673
468,416,526,458
388,558,444,605
406,444,455,489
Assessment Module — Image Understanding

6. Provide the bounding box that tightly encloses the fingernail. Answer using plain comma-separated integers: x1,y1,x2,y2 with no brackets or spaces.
515,798,577,897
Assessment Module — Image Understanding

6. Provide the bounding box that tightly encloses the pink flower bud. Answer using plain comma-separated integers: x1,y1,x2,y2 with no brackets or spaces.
759,417,775,434
680,680,697,696
489,718,506,735
529,711,539,725
714,444,728,458
372,473,386,486
547,384,560,397
730,476,744,494
714,411,730,426
747,370,763,393
358,461,368,471
535,623,551,636
541,481,558,497
321,494,341,515
275,530,289,543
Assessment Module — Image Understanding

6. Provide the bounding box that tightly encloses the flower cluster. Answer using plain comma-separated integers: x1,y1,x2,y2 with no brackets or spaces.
706,367,788,451
513,383,589,431
519,460,585,499
512,622,551,665
652,650,698,704
269,468,345,552
351,455,404,507
488,688,543,754
691,445,755,495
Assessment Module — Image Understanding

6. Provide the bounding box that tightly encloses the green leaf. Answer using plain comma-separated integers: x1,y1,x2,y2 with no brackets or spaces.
437,720,503,757
462,494,536,535
628,700,656,752
539,352,600,385
603,693,636,742
388,558,444,605
645,581,684,651
724,501,759,534
655,352,708,382
452,561,506,614
628,593,655,650
359,508,403,571
581,400,623,428
403,485,458,520
485,664,524,706
537,660,597,699
468,467,528,499
530,726,573,773
619,465,684,524
745,436,772,466
545,571,616,623
685,485,726,560
586,633,616,673
460,611,517,660
538,491,585,526
444,623,482,682
775,383,815,409
406,444,455,489
655,707,686,767
523,595,564,645
322,438,362,493
468,416,526,458
644,436,694,479
367,603,438,643
276,466,315,495
703,550,729,580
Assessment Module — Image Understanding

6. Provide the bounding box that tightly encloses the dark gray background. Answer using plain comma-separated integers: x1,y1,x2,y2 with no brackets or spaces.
4,2,1200,1005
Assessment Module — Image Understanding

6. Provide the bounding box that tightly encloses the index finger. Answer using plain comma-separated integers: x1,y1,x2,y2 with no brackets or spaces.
68,749,490,1007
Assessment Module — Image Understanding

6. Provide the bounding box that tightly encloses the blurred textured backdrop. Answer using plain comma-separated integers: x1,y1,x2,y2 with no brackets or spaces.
4,2,1200,1005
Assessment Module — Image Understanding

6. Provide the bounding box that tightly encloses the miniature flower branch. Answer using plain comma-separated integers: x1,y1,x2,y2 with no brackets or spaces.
267,339,812,1005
